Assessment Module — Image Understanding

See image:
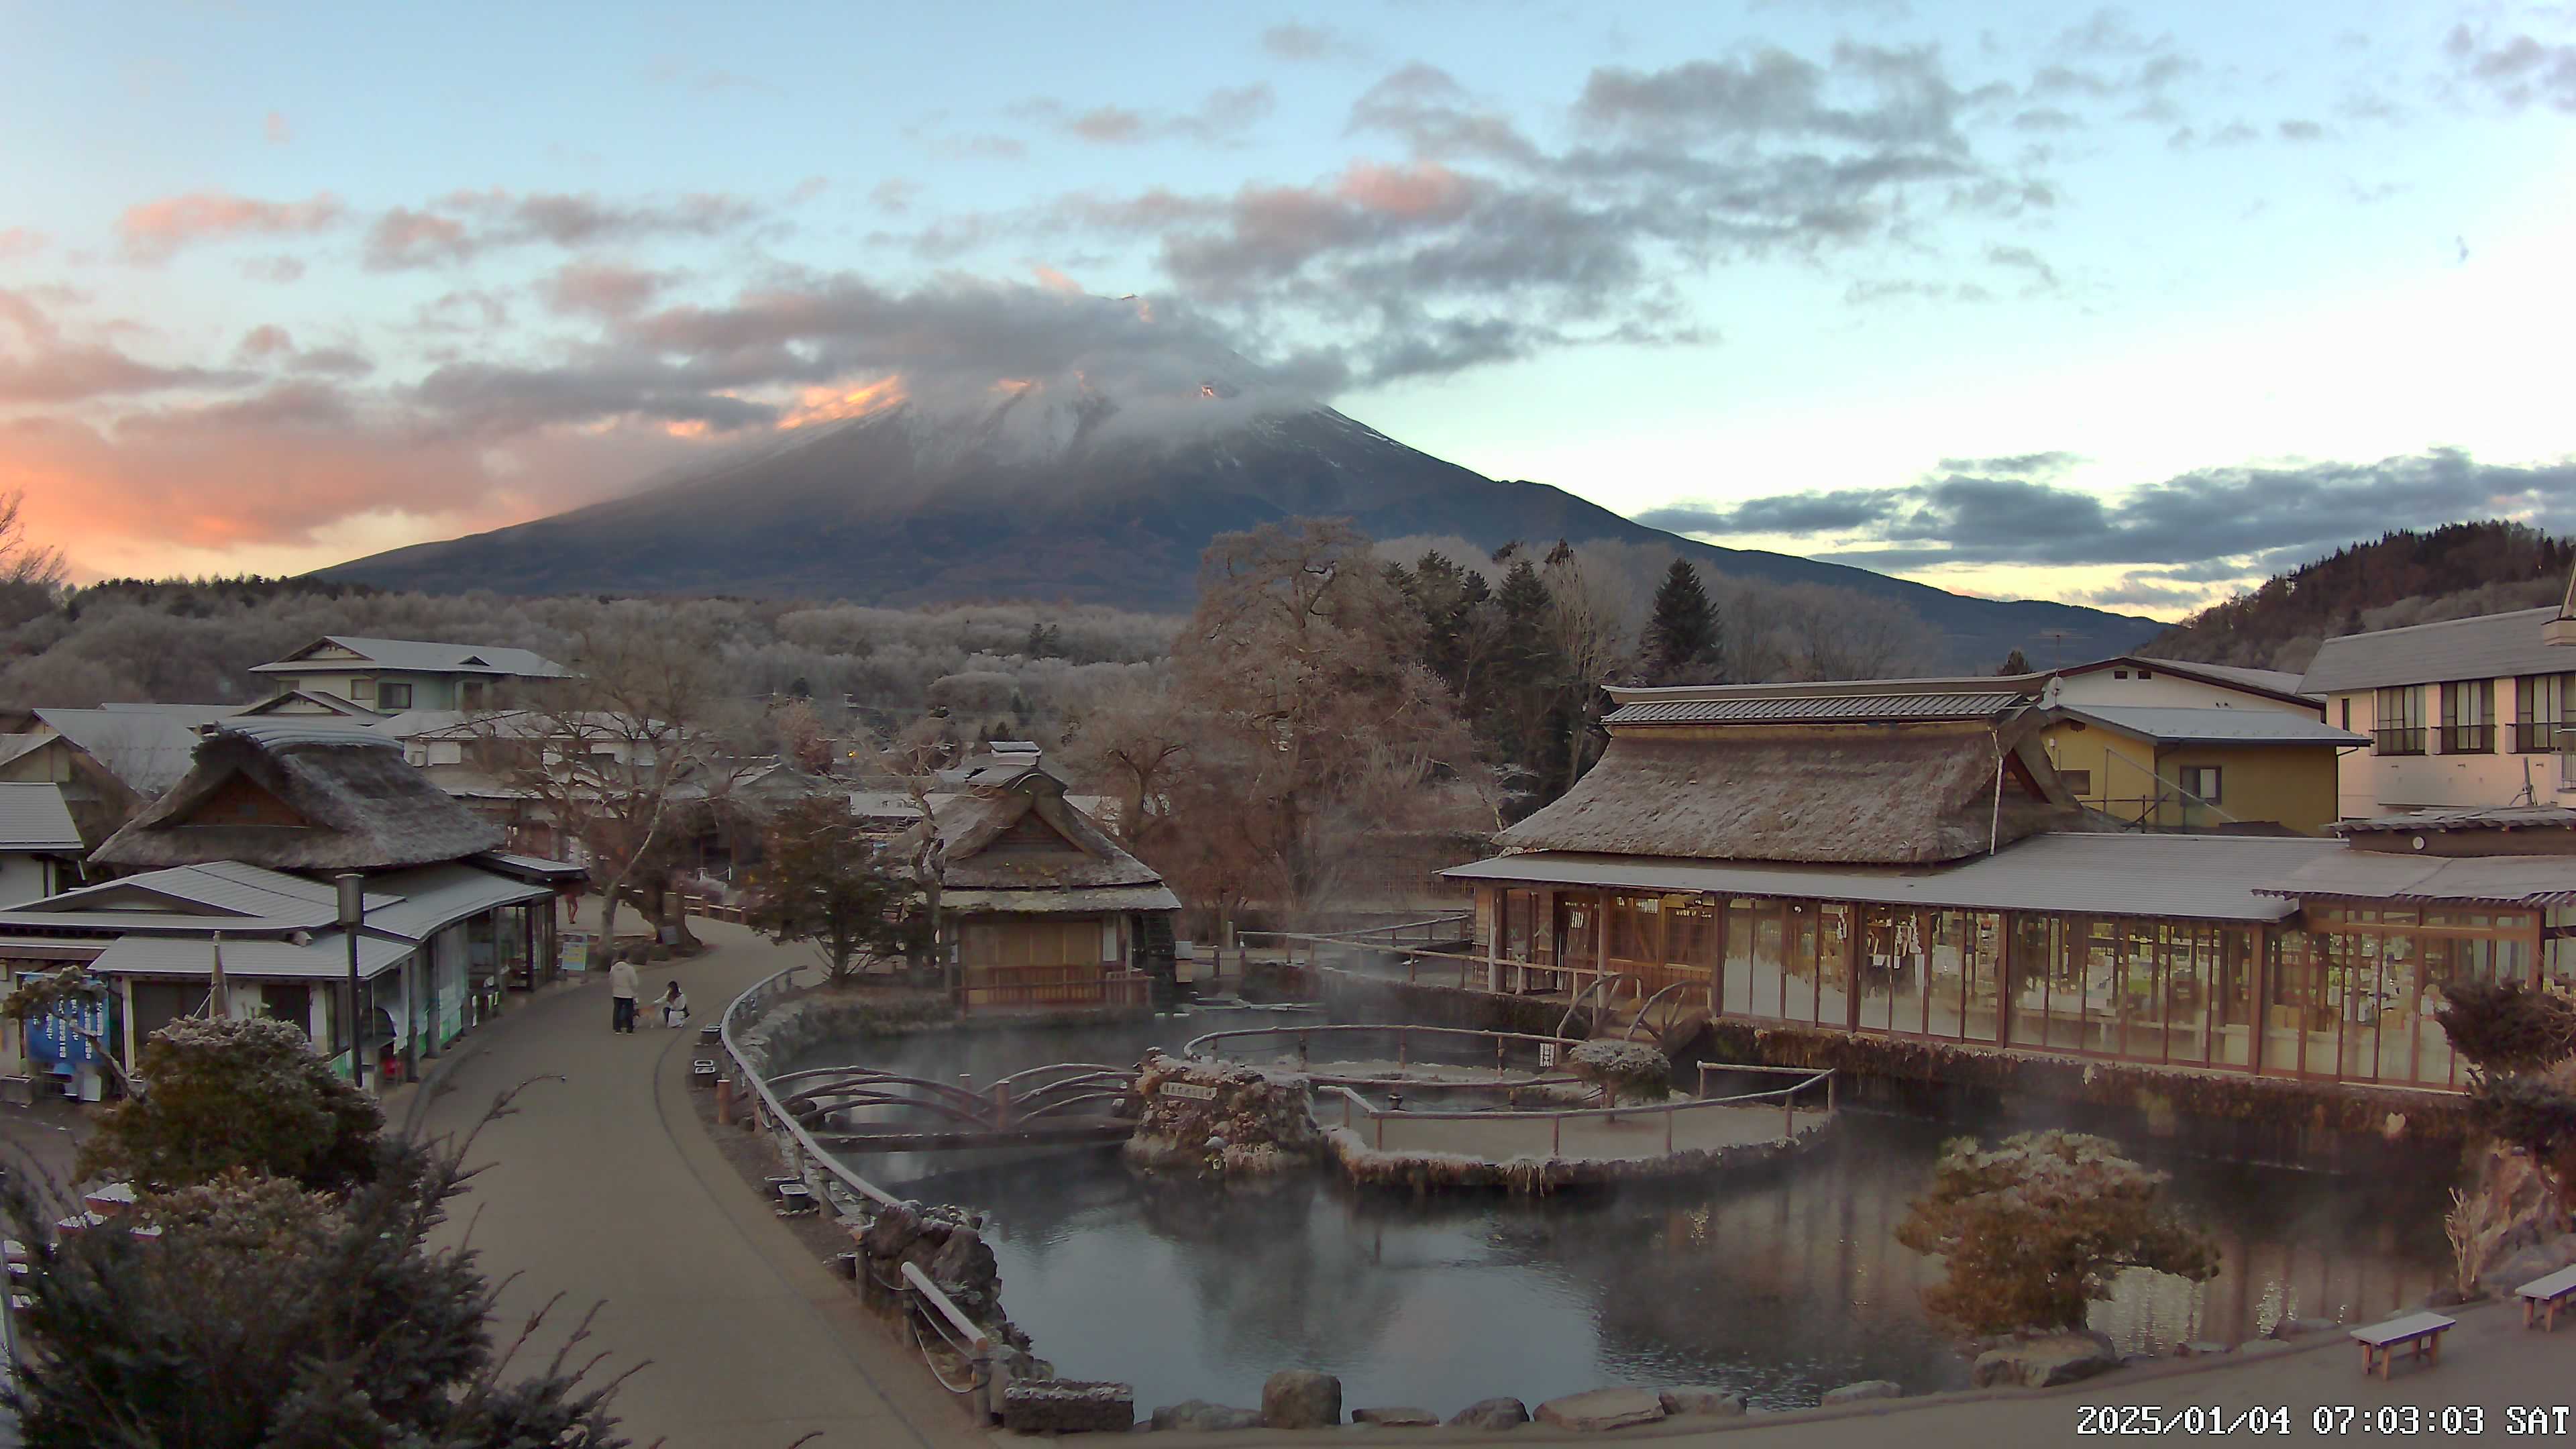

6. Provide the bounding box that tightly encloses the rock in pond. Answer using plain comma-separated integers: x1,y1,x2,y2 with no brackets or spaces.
1352,1407,1440,1427
1261,1370,1344,1429
1151,1400,1265,1432
2175,1341,2231,1358
1969,1334,2122,1389
1535,1388,1666,1431
1447,1398,1531,1430
1658,1387,1747,1417
1004,1380,1135,1434
1819,1380,1904,1406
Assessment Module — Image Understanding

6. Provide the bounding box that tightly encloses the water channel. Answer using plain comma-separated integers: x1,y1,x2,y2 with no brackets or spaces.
782,1008,2455,1417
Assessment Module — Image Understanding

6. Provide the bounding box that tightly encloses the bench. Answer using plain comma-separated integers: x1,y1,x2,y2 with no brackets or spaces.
2351,1311,2456,1379
2521,1265,2576,1330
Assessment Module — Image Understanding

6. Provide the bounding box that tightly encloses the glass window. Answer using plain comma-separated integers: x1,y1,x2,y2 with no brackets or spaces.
2441,680,2495,753
2374,686,2425,755
2340,697,2351,731
2061,768,2094,796
2182,765,2221,803
379,680,415,710
2517,674,2575,753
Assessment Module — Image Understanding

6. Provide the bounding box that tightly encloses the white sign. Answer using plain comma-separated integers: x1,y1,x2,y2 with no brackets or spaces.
1538,1043,1558,1067
1158,1081,1218,1102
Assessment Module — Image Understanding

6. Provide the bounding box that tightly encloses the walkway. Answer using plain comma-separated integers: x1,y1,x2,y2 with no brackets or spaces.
411,918,979,1449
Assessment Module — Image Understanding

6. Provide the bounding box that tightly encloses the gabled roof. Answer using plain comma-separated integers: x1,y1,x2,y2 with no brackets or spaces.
250,635,568,679
1499,716,2081,866
0,861,394,932
0,784,82,852
2302,606,2576,694
2055,655,2319,706
91,722,502,871
2255,851,2576,909
1603,676,2045,729
926,765,1175,902
236,689,380,718
2051,706,2367,746
31,707,227,796
359,863,553,942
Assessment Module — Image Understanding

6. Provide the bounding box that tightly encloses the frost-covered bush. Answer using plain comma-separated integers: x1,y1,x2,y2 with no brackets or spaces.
76,1016,382,1194
1566,1040,1672,1106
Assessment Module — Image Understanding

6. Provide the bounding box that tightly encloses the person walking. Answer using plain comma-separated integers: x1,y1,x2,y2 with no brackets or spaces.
657,981,689,1030
609,953,640,1034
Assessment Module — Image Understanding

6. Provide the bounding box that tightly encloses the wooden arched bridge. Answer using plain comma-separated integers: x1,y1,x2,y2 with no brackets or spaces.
765,1062,1143,1150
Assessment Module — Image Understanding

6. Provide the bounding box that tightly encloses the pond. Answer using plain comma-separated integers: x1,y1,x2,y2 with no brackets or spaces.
783,1013,2456,1417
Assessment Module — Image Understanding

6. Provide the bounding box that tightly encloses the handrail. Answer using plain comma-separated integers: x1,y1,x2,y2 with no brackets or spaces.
1184,1022,1585,1059
1622,980,1696,1041
903,1261,992,1352
1324,1065,1831,1126
716,966,901,1210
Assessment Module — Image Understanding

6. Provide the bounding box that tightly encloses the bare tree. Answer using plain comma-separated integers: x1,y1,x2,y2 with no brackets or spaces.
1540,543,1634,792
480,605,747,958
1057,672,1195,851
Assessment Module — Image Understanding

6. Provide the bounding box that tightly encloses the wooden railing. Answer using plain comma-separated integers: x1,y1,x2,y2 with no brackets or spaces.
959,966,1150,1011
1317,1062,1835,1157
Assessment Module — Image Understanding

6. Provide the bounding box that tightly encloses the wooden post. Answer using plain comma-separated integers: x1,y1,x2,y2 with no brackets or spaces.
1826,1073,1836,1114
1551,1113,1562,1157
1495,1036,1505,1078
1343,1091,1353,1128
716,1076,734,1125
1784,1097,1794,1140
1664,1105,1674,1154
1397,1028,1407,1066
1375,1109,1385,1150
994,1081,1012,1132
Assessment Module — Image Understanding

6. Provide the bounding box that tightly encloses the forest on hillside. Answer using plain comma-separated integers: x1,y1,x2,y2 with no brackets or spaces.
2146,521,2573,672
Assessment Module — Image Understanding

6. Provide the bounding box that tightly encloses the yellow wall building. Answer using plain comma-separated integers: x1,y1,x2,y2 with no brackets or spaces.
2039,706,2362,835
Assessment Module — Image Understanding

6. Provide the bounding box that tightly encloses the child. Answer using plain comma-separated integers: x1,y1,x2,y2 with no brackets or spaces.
658,981,690,1030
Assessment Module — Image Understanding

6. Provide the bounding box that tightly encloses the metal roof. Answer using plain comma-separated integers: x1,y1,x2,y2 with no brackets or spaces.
1607,692,2028,727
1,862,396,930
2254,851,2576,908
1443,833,2334,922
2302,606,2576,694
87,930,413,981
2339,805,2576,835
2055,706,2369,746
2147,659,2316,700
471,851,589,882
210,717,400,749
30,708,214,796
360,863,552,941
0,784,80,852
252,636,568,678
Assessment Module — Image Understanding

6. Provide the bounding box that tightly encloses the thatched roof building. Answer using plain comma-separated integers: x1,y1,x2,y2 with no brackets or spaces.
91,719,502,873
924,761,1180,914
1500,681,2080,867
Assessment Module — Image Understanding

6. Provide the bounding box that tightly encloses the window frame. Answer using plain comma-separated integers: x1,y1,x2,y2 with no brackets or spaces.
2373,685,2426,755
377,680,415,710
2440,679,2495,755
2516,673,2575,754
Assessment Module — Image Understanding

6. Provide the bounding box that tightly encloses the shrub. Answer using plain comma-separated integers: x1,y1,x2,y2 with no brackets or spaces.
1566,1040,1672,1106
1895,1130,2219,1336
76,1016,382,1194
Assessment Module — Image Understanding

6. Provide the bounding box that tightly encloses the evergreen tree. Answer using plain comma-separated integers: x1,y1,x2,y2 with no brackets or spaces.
1997,648,2033,676
1489,557,1565,805
1641,558,1721,684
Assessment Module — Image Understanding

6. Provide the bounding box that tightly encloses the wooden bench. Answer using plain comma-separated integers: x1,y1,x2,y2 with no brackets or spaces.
2520,1265,2576,1330
2351,1311,2456,1379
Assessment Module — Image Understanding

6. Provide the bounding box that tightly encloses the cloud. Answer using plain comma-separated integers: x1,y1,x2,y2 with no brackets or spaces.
0,229,45,260
1020,84,1275,145
1640,447,2576,572
361,188,769,270
2444,23,2576,113
116,190,345,262
263,110,290,144
2078,574,2209,608
1933,450,2080,477
1982,243,2058,290
1259,23,1362,62
869,178,922,213
230,325,373,378
645,59,780,97
2276,117,2326,141
537,260,671,319
239,254,307,283
0,286,257,403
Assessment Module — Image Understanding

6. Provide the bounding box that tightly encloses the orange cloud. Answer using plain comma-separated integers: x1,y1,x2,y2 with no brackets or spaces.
116,191,345,263
1335,161,1472,219
775,374,906,429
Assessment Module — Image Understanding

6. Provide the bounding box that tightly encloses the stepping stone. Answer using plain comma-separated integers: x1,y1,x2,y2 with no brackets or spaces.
1535,1388,1666,1431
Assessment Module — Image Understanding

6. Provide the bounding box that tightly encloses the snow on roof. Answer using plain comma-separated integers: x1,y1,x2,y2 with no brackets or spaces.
252,635,568,678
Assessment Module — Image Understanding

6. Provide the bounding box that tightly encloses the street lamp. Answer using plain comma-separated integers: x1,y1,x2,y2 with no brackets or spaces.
337,873,366,1091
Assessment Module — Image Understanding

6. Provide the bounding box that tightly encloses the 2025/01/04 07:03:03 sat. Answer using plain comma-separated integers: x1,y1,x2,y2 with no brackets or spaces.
2077,1405,2538,1434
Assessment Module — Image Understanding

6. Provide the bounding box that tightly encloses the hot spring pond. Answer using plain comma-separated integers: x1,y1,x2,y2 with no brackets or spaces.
785,1014,2455,1417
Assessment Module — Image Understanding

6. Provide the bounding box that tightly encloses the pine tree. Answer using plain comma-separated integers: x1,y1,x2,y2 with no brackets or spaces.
1641,558,1721,684
1997,648,2033,676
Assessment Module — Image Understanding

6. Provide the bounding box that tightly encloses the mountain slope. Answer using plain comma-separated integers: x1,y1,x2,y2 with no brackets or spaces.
323,403,2157,667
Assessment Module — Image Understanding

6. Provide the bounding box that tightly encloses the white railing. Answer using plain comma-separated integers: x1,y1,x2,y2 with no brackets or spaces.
717,967,1007,1419
1317,1062,1835,1159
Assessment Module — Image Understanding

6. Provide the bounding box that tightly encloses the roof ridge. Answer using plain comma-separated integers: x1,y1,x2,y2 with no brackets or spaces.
2318,604,2555,644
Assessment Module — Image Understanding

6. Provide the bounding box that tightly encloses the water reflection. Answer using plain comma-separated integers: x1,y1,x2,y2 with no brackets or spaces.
804,1020,2455,1415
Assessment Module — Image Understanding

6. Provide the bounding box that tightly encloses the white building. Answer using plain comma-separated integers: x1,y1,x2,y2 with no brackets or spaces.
2302,588,2576,819
249,636,568,714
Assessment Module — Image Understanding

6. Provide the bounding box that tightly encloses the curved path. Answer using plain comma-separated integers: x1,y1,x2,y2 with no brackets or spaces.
412,918,979,1449
418,918,2553,1448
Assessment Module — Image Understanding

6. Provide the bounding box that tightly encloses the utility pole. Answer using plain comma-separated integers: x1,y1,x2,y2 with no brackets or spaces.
337,873,366,1090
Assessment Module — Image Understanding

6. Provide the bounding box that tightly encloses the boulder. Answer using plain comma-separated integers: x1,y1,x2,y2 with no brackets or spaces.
2174,1342,2231,1358
1819,1381,1903,1406
1151,1401,1265,1432
1261,1370,1343,1429
859,1199,921,1258
1003,1379,1135,1435
1447,1398,1531,1430
1351,1407,1440,1427
929,1224,996,1287
1968,1334,2121,1389
1657,1387,1746,1417
1534,1388,1666,1431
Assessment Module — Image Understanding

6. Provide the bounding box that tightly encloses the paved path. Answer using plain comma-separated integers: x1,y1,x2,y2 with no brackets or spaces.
413,920,980,1449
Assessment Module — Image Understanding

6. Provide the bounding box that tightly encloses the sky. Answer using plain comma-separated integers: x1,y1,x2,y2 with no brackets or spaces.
1,1,2571,619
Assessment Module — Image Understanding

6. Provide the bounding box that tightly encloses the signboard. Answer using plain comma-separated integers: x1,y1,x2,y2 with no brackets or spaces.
1157,1081,1218,1102
561,934,590,973
1538,1042,1558,1067
26,991,108,1069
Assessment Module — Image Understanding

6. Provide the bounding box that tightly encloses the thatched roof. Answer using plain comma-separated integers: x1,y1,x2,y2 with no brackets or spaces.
922,764,1172,901
91,721,502,872
1499,720,2079,866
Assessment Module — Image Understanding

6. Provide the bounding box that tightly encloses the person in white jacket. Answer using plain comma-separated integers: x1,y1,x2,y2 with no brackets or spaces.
608,955,639,1034
657,981,690,1030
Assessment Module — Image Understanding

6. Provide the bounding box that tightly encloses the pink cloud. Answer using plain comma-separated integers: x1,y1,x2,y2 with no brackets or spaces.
539,261,669,319
263,110,291,144
116,190,345,263
0,229,46,261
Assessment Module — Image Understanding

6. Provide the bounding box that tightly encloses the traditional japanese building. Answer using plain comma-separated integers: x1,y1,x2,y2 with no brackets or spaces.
1442,676,2576,1095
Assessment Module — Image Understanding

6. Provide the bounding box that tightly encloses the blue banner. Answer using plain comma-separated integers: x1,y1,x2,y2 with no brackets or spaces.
26,991,107,1069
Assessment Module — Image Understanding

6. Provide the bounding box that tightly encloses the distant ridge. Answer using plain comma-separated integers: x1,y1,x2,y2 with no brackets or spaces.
322,401,2158,668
